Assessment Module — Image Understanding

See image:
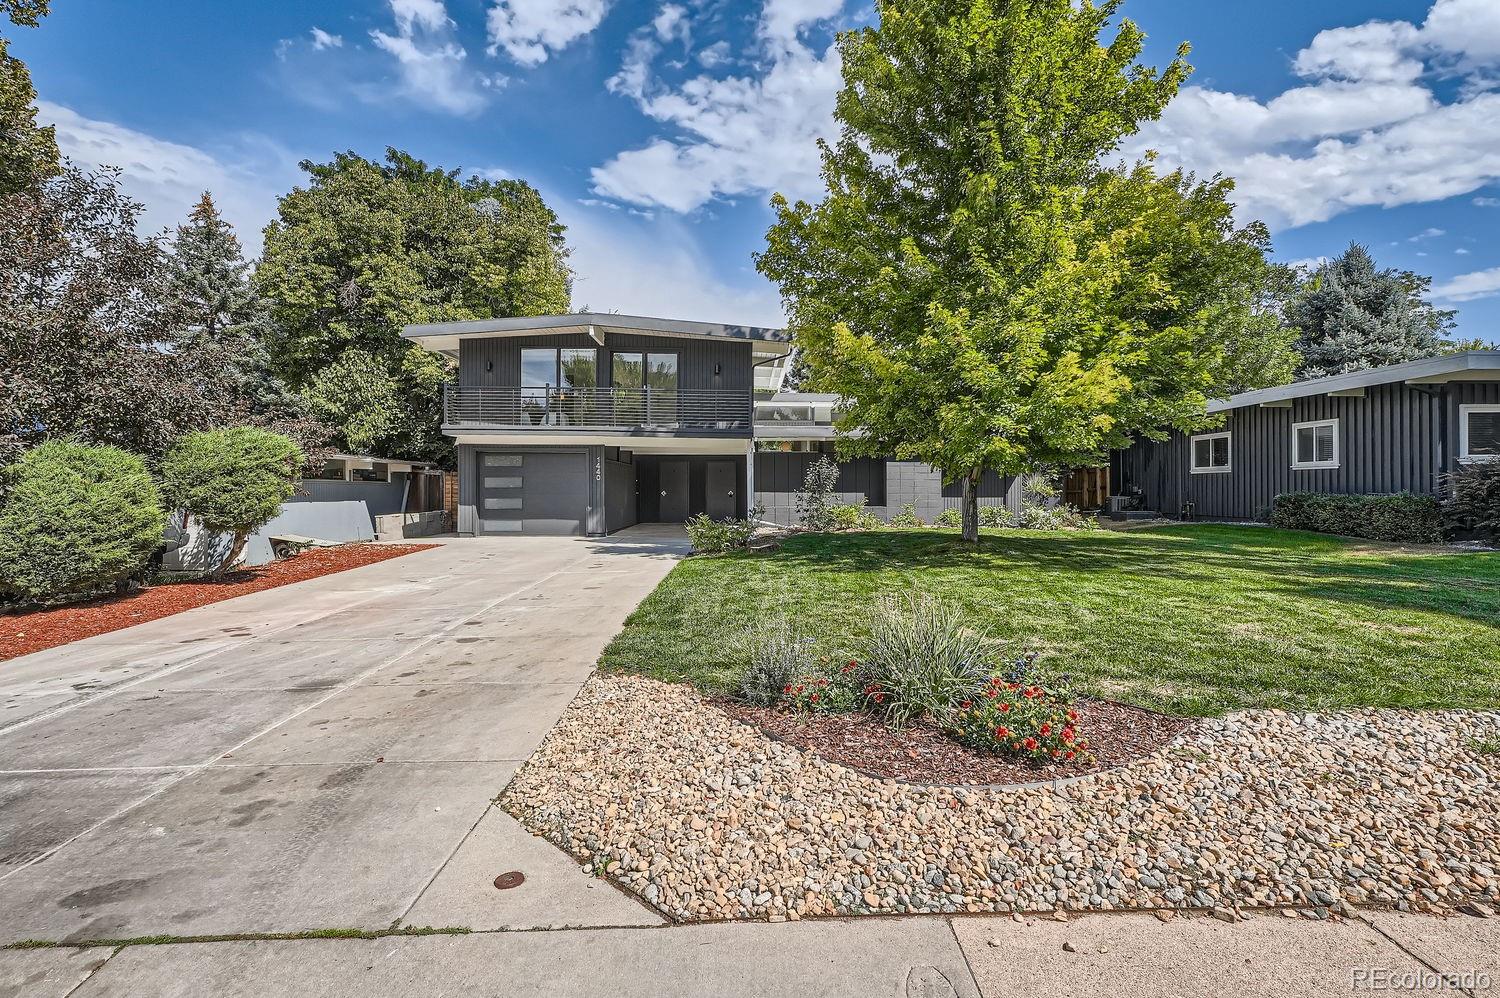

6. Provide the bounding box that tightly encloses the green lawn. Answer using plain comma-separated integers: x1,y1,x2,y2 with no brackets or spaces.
599,524,1500,717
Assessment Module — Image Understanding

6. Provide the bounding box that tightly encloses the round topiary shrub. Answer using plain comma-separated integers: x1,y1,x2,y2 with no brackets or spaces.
160,427,304,577
0,440,166,603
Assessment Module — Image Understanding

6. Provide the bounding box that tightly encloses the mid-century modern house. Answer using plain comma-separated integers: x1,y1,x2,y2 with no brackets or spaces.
402,313,1022,535
1115,351,1500,521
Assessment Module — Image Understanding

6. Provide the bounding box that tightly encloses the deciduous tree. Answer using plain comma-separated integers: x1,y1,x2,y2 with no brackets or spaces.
758,0,1282,541
256,149,572,463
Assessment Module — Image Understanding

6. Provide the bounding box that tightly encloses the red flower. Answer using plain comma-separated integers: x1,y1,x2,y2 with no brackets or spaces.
960,700,972,710
1066,709,1079,722
1061,726,1075,741
1023,686,1039,698
986,689,998,699
998,702,1011,713
995,726,1010,738
1064,750,1076,760
874,693,886,703
848,659,858,668
1050,749,1060,758
1023,737,1039,751
795,684,805,694
818,679,829,687
1039,722,1051,736
1006,682,1019,691
1078,740,1089,750
809,693,820,704
783,684,793,694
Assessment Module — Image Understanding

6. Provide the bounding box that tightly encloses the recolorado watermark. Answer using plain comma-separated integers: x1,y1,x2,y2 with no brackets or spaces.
1352,967,1492,991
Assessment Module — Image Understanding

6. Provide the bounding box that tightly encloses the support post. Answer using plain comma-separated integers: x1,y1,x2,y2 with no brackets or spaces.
745,442,757,521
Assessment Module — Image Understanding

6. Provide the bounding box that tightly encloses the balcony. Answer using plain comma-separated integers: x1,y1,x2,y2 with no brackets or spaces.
443,385,753,434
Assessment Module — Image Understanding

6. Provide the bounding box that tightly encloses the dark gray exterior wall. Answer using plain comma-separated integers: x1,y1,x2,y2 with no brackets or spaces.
1118,380,1500,521
753,454,1021,526
604,456,638,532
458,332,753,393
289,477,410,520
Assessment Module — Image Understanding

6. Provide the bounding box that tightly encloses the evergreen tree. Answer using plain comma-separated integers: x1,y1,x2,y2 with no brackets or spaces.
0,0,60,195
1289,244,1460,379
256,149,572,463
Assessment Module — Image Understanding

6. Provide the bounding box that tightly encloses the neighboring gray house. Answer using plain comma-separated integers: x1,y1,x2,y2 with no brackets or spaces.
1115,351,1500,521
402,313,1021,536
164,453,444,571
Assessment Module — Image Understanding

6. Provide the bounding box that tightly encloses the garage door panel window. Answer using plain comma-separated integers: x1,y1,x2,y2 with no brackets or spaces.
1189,432,1230,474
1292,419,1339,470
484,454,521,467
1461,404,1500,460
483,476,522,488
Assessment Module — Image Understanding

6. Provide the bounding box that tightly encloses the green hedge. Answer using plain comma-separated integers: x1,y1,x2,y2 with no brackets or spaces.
0,440,166,603
1269,491,1442,544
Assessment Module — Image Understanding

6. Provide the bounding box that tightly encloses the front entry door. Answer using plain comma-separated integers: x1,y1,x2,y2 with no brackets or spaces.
705,460,736,519
659,460,690,521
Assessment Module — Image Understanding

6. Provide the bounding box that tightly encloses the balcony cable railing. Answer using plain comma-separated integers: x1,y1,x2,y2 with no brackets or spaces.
443,385,753,431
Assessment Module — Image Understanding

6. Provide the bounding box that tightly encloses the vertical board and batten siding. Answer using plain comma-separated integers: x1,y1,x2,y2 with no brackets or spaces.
1118,381,1500,521
458,333,752,393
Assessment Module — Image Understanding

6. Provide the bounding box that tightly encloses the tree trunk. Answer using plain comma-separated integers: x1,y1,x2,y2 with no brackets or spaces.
214,529,249,579
961,469,981,544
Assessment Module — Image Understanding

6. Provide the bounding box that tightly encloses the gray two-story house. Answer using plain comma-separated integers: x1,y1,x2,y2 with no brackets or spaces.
404,313,792,536
404,312,1024,536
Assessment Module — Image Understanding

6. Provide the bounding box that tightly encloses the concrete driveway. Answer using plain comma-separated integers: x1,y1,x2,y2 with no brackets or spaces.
0,527,689,943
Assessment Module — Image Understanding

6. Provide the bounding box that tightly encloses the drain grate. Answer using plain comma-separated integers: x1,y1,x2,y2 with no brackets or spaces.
493,871,525,890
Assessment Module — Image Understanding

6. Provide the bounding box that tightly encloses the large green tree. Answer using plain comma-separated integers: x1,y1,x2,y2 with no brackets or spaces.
0,0,58,195
1288,243,1468,380
256,149,572,464
757,0,1292,541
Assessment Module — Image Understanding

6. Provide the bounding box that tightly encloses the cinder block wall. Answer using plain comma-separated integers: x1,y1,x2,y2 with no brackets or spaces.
885,462,948,523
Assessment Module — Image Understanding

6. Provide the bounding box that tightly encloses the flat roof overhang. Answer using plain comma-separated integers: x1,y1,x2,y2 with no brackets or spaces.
1207,350,1500,413
450,432,752,454
402,312,791,360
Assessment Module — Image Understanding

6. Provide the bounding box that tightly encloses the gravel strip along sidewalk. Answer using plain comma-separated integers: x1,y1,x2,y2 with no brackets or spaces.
501,674,1500,923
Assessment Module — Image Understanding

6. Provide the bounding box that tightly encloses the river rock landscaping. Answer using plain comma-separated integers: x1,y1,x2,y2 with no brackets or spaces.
502,673,1500,923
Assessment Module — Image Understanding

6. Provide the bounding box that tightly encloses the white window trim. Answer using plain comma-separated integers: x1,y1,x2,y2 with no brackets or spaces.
1189,431,1232,474
1460,404,1500,462
1291,418,1340,470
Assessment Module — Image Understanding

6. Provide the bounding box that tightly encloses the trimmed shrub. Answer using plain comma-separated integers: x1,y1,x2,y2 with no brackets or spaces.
161,427,304,577
794,455,840,531
890,503,923,528
1017,503,1098,531
1269,491,1442,544
934,507,963,528
829,499,881,531
1441,462,1500,545
685,510,758,554
0,440,165,603
978,504,1013,528
859,593,997,727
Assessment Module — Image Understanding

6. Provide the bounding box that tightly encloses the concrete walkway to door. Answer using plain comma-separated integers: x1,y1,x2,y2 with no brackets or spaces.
0,527,688,944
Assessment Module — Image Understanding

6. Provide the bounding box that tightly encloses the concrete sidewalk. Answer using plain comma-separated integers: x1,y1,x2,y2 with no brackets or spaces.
0,529,686,944
3,910,1493,997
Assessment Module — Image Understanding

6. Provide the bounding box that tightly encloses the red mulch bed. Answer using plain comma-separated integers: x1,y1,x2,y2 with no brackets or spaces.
718,697,1194,787
0,543,439,662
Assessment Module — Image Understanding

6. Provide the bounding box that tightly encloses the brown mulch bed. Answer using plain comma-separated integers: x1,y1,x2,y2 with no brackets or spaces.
718,696,1194,787
0,543,439,662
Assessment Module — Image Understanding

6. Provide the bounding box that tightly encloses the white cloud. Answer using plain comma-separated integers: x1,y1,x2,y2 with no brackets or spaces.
1476,196,1500,207
1124,0,1500,230
696,40,730,68
591,0,846,212
310,27,343,50
38,102,298,257
370,0,489,115
1409,227,1446,241
1433,266,1500,302
653,4,689,44
1457,247,1472,254
559,199,783,324
486,0,610,66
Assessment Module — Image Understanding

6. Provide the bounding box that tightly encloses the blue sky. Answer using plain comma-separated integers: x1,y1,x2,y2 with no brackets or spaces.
12,0,1500,336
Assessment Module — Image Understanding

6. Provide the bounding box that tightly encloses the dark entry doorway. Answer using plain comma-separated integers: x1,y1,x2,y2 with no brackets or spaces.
659,459,690,521
705,460,736,519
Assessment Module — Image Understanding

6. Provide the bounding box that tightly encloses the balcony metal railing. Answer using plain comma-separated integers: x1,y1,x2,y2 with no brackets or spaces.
443,385,753,432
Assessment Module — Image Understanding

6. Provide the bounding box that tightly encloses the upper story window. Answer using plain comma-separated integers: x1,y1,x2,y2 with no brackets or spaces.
1461,404,1500,461
611,352,678,392
1190,431,1231,474
521,348,598,394
1292,418,1339,470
